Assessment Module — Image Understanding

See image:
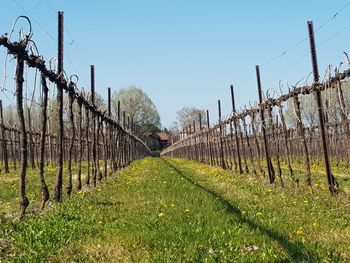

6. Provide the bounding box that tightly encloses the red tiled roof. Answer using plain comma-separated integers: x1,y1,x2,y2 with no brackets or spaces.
157,132,171,141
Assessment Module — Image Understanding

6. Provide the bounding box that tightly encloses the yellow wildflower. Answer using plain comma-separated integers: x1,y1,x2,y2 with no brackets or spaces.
159,212,165,217
296,228,304,235
256,212,263,216
98,221,103,224
185,209,190,213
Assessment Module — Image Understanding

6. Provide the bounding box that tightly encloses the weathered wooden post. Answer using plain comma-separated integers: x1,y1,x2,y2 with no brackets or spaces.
230,85,243,174
38,73,50,208
66,81,75,195
256,65,275,184
307,21,338,194
218,100,226,169
54,11,64,202
90,65,97,187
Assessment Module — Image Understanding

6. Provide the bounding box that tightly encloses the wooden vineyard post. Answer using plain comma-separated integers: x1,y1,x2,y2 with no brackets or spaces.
54,11,64,202
218,100,226,169
307,21,338,194
66,81,75,195
256,65,275,184
39,73,50,209
91,65,97,187
230,85,243,174
229,120,237,170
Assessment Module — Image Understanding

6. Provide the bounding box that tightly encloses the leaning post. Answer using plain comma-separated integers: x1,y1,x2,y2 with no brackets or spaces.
256,65,275,184
307,21,338,194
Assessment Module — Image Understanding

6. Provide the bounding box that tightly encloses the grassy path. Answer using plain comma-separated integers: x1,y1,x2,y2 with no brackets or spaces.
1,157,350,262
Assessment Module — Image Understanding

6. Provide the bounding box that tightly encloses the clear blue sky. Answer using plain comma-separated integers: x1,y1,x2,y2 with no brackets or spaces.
1,0,350,128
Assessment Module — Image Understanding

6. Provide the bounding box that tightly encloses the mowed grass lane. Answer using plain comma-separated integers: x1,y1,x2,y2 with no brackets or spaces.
1,157,349,262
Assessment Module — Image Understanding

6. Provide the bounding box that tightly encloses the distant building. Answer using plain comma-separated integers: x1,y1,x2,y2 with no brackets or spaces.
157,131,171,150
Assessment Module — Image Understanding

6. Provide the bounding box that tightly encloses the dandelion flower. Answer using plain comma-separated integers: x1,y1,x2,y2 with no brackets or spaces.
159,212,165,217
296,228,304,235
98,221,103,224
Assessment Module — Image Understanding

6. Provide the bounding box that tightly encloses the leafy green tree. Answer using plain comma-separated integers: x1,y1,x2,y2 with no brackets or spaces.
112,86,161,139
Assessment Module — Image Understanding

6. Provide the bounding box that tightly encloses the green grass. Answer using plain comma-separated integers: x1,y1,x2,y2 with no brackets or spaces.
205,156,350,192
0,157,350,262
0,161,92,215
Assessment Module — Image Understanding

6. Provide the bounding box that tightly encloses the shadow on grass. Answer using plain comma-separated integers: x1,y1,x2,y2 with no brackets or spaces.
162,158,319,262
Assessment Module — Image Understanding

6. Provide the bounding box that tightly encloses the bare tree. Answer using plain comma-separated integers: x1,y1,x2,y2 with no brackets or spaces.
176,106,207,131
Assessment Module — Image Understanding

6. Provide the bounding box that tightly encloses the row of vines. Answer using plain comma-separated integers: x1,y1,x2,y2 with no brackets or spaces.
0,13,149,217
162,21,350,196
